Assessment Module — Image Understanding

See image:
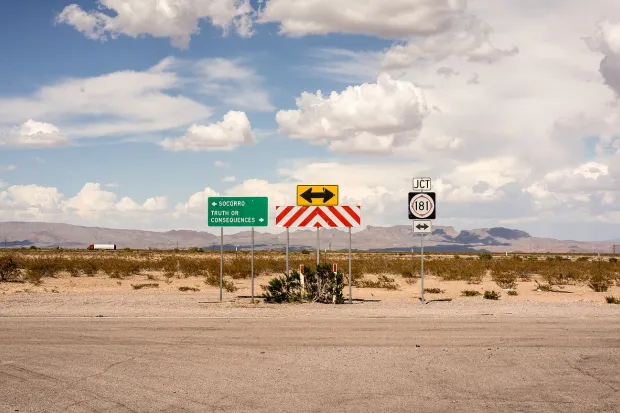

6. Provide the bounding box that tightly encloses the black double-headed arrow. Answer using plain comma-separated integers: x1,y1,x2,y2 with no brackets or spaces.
416,223,429,230
301,187,335,203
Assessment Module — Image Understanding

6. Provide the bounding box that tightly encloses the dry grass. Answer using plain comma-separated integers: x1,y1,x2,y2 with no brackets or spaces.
178,286,200,292
1,250,619,292
131,283,159,290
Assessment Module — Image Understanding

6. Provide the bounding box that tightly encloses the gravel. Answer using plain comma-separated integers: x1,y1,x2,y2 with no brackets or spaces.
1,291,618,319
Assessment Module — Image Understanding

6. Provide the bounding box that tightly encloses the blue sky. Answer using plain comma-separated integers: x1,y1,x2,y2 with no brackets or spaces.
0,0,381,198
0,0,620,242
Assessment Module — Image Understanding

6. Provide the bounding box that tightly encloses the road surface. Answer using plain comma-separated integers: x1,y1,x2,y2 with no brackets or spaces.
1,315,619,412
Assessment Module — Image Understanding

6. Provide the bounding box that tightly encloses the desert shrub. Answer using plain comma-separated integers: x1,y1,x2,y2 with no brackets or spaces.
576,257,589,262
159,257,178,281
0,256,20,282
178,286,200,292
609,258,618,263
23,269,44,285
588,274,610,292
203,273,237,292
355,275,399,290
479,252,493,260
605,296,620,304
534,280,553,292
424,287,444,294
263,263,345,304
461,290,481,297
538,261,590,285
65,263,81,277
484,290,500,300
491,268,518,290
314,263,345,303
132,283,159,290
507,290,518,296
100,258,142,279
262,270,303,303
427,260,485,283
23,257,62,279
228,256,250,279
177,258,204,277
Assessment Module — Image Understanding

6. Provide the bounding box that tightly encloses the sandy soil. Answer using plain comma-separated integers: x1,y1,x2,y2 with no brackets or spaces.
1,272,618,304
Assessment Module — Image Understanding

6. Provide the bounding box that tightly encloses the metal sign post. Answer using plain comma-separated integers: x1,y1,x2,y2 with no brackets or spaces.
348,227,352,304
220,227,223,302
316,227,320,266
316,227,320,294
332,263,338,304
420,234,425,303
251,227,255,303
286,228,290,275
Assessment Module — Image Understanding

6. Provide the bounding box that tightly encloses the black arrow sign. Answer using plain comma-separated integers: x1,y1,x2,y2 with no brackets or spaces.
416,223,429,230
301,187,335,204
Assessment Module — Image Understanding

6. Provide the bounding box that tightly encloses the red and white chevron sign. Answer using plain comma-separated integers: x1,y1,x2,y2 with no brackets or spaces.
275,205,361,228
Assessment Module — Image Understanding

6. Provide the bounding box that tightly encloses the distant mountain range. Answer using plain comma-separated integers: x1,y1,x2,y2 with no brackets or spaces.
0,221,616,254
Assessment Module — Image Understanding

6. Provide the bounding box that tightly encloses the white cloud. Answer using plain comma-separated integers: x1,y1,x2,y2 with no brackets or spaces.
261,0,517,66
381,16,518,69
222,175,236,182
0,58,213,139
214,160,229,168
160,111,255,151
306,1,620,169
586,20,620,96
56,0,255,48
104,183,120,188
276,74,429,154
169,158,620,236
143,196,168,211
196,57,274,112
0,182,168,227
0,164,17,172
260,0,467,38
1,154,619,239
0,120,70,148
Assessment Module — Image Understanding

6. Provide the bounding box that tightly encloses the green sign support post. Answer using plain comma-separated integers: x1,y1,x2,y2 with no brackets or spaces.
208,197,268,302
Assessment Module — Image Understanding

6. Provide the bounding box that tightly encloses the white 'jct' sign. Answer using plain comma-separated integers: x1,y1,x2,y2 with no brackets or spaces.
412,177,431,192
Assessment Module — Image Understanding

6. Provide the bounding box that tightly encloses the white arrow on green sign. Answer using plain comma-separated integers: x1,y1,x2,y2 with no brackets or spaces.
207,196,268,227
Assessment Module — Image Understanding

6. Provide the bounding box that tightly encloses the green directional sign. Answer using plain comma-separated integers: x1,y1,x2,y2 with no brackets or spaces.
207,197,268,227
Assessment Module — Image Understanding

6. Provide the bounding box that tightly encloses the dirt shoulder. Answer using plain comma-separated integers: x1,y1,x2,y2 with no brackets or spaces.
1,273,619,319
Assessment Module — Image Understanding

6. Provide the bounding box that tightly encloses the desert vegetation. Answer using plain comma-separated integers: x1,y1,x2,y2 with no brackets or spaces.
0,249,618,296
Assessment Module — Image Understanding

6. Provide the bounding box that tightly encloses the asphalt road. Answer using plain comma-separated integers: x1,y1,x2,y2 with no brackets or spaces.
1,316,619,413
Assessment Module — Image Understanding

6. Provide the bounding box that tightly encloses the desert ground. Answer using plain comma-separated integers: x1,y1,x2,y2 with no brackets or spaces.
1,250,619,412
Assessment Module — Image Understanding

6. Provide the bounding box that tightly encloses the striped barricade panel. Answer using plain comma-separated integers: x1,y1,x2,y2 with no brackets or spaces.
275,205,361,228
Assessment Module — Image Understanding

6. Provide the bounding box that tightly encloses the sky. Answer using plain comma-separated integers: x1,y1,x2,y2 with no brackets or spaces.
0,0,620,241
